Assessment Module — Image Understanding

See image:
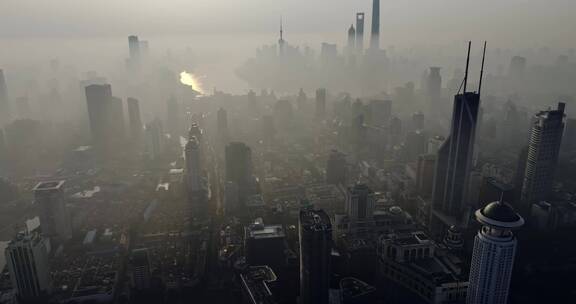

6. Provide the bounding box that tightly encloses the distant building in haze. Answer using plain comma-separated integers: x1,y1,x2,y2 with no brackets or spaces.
85,84,122,158
326,149,347,185
0,69,11,126
355,13,365,54
315,88,327,119
345,183,375,221
467,200,524,304
225,142,253,205
127,97,143,145
427,67,442,108
370,0,380,50
34,180,72,241
299,209,332,304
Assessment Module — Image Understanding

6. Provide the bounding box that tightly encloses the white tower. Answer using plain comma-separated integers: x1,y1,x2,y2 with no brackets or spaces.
467,199,524,304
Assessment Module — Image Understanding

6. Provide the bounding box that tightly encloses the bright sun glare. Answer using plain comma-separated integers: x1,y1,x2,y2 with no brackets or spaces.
179,71,205,95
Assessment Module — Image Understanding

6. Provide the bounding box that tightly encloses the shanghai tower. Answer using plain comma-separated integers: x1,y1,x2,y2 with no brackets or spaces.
370,0,380,49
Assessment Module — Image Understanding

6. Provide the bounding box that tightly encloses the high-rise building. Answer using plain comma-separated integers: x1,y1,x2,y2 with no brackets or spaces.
128,35,140,60
427,135,445,154
299,209,332,304
412,111,425,131
34,180,72,240
0,69,11,126
368,99,391,127
278,17,285,57
315,88,327,120
520,103,565,207
355,13,365,54
416,154,436,198
127,97,143,144
144,118,164,160
217,107,229,145
467,200,524,304
427,67,442,108
370,0,380,50
185,136,203,193
345,184,375,221
131,248,151,290
431,91,480,231
111,96,126,141
347,24,356,58
85,84,117,156
431,42,484,236
166,96,180,138
561,118,575,153
326,149,347,185
6,232,51,301
244,218,286,271
225,142,253,204
405,130,427,161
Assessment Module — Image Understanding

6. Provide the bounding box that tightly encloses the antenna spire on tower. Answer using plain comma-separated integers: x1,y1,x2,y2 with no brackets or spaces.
280,16,283,41
463,41,471,93
478,41,487,95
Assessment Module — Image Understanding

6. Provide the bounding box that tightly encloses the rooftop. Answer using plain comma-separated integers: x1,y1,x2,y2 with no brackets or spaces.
34,180,66,191
476,200,524,228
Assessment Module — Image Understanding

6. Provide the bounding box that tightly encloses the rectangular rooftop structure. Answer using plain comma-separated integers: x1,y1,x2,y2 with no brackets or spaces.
33,180,66,191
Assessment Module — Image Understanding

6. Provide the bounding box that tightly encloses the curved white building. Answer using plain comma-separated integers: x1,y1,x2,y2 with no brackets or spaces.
467,200,524,304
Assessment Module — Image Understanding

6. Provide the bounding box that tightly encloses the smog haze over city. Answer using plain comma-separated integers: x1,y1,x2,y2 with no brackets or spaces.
0,1,575,304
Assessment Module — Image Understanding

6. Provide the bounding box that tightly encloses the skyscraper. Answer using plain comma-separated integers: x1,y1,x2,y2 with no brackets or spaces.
34,180,72,240
131,248,151,290
370,0,380,50
431,42,484,236
315,88,327,120
225,142,253,204
166,95,180,138
0,69,10,126
347,24,356,57
355,13,365,54
467,200,524,304
345,183,375,221
326,149,347,185
128,35,140,60
299,209,332,304
278,17,285,57
144,118,164,160
368,99,391,127
127,97,143,144
85,84,115,156
6,232,51,301
185,136,203,193
520,102,565,206
427,67,442,108
217,107,229,145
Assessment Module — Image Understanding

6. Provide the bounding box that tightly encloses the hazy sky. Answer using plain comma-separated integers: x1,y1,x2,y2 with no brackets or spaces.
1,0,575,48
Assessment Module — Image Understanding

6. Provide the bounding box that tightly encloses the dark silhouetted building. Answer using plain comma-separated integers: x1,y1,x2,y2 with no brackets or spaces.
326,149,347,185
416,154,436,198
217,107,229,145
299,209,331,304
346,184,375,221
315,88,327,119
431,91,481,235
0,69,10,126
127,97,143,145
85,84,119,157
355,13,365,54
34,180,72,241
131,248,151,290
244,218,286,271
368,99,391,127
370,0,380,50
226,142,253,205
427,67,442,108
